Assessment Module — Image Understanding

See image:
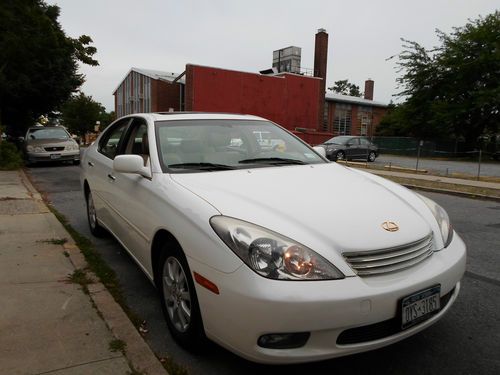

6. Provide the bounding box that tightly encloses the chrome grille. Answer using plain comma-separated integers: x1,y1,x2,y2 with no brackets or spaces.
343,234,434,276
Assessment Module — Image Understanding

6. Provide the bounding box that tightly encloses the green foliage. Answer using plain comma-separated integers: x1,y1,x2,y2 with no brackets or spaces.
0,141,23,170
387,12,500,146
0,0,98,136
328,79,362,97
61,93,111,136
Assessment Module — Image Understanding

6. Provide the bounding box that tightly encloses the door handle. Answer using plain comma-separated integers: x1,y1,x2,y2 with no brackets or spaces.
88,161,94,167
107,174,116,181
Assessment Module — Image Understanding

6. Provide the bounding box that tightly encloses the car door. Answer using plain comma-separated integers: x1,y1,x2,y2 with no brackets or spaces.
345,138,360,159
85,118,131,234
104,117,154,268
359,138,371,159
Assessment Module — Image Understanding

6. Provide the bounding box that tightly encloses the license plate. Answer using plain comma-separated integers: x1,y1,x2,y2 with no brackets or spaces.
50,154,61,159
401,285,441,329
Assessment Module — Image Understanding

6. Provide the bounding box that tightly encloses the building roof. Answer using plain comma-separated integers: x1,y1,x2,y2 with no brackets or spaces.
325,92,388,108
112,68,185,94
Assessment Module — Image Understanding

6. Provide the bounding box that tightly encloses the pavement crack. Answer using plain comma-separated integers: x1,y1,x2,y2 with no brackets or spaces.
34,355,124,375
464,271,500,287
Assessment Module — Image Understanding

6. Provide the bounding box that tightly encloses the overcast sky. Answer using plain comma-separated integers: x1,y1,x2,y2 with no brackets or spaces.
47,0,498,111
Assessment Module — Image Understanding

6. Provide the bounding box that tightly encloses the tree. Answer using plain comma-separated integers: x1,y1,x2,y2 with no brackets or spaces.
61,93,109,136
0,0,98,136
328,80,362,97
387,11,500,146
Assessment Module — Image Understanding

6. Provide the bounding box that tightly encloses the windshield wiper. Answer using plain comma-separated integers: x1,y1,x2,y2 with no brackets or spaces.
238,157,305,165
168,162,236,171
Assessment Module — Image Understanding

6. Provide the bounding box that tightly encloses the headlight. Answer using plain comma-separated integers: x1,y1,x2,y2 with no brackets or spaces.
418,194,453,248
27,145,44,153
210,216,344,280
66,143,79,151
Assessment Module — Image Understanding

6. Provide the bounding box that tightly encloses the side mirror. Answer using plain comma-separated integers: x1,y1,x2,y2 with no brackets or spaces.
313,146,326,158
113,155,151,178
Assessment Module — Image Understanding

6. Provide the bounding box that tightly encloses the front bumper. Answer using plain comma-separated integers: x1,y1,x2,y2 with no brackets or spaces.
27,150,80,163
190,232,466,364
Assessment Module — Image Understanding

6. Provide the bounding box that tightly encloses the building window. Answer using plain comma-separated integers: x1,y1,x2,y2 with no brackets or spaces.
323,103,329,131
334,104,352,135
358,106,372,136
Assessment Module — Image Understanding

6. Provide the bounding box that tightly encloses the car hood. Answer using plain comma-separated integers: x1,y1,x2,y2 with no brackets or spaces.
170,163,432,270
26,138,73,146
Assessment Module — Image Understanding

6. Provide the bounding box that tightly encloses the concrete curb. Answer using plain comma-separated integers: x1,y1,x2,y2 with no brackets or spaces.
21,169,168,375
399,183,500,202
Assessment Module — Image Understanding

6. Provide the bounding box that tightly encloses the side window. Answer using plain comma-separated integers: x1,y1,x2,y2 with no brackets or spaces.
347,138,359,146
360,138,370,146
124,120,149,166
99,120,129,159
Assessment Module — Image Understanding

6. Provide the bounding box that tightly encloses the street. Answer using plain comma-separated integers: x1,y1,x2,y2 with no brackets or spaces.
27,163,500,375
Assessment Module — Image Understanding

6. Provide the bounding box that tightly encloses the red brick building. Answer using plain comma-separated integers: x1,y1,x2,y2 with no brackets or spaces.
324,80,388,138
113,30,387,144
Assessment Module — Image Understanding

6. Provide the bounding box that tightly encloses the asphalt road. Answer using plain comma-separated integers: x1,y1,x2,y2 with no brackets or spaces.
26,163,500,375
373,155,500,178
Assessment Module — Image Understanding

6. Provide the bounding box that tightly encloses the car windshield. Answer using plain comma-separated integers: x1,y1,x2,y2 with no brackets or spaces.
27,128,69,140
155,119,325,172
324,136,352,145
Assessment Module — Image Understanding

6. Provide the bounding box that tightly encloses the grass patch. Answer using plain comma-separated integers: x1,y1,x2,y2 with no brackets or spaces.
109,338,127,353
47,206,143,327
160,356,189,375
68,268,93,294
0,141,23,170
40,238,68,245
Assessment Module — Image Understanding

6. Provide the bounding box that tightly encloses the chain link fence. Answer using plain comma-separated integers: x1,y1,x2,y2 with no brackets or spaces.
364,136,500,180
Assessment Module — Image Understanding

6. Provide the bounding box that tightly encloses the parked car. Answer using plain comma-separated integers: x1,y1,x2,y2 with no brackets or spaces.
23,126,80,165
319,135,379,162
81,113,465,364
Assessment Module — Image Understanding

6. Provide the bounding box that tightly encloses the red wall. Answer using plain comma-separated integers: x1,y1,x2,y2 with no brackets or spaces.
292,130,333,145
185,65,321,131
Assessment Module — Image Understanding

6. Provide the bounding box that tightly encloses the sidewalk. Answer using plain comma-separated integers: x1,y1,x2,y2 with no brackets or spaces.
0,170,166,375
343,163,500,200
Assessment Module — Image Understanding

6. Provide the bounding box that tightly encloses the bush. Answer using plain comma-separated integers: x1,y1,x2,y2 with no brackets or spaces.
0,141,24,170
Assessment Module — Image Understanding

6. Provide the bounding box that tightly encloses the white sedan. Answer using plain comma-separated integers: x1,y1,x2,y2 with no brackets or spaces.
80,113,466,364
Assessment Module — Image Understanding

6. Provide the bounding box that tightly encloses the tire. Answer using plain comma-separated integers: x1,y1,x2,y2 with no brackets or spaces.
367,151,376,162
86,189,107,237
336,151,345,161
158,245,205,351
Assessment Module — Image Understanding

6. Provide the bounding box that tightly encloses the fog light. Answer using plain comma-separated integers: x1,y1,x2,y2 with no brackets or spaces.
257,332,310,349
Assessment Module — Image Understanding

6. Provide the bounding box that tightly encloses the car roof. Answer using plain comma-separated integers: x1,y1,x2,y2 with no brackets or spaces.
123,112,266,122
27,126,66,130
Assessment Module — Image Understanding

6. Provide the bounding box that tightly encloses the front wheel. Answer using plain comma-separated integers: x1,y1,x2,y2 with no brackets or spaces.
159,246,205,351
367,151,376,162
336,151,345,161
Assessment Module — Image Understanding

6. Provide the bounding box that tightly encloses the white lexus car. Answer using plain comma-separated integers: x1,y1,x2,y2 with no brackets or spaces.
80,113,466,364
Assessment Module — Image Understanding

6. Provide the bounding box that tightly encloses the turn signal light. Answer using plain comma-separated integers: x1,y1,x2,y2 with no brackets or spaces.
193,272,220,295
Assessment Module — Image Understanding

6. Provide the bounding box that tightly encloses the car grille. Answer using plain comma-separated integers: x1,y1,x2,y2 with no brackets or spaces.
44,146,64,151
336,288,454,345
342,234,434,276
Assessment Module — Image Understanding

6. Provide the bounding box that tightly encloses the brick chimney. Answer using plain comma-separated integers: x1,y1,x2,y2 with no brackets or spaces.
364,79,374,100
314,28,328,131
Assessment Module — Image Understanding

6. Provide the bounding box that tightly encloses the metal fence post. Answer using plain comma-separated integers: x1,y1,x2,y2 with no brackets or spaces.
416,141,422,172
477,149,482,181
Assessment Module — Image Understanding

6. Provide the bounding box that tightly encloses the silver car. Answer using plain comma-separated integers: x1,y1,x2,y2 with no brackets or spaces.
24,126,80,165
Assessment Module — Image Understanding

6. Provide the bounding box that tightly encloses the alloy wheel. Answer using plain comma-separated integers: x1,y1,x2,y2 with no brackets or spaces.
163,256,192,333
